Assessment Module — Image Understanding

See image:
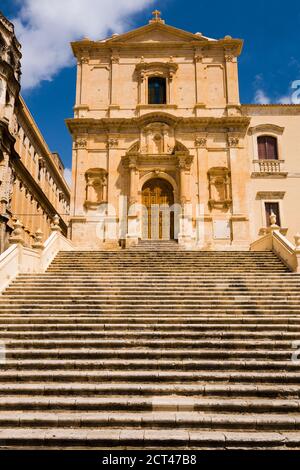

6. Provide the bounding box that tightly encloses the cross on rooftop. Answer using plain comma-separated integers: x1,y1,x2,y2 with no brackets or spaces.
152,10,162,20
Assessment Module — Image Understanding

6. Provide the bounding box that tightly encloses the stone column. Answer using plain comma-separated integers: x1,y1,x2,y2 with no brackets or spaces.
79,57,89,107
72,138,88,217
126,155,139,247
194,49,206,112
195,136,210,247
224,50,240,107
178,154,193,247
128,156,138,205
228,134,250,247
110,52,120,109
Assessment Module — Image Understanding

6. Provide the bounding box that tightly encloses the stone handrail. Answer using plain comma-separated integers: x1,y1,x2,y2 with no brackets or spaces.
250,232,273,252
0,231,74,294
41,231,74,271
250,229,300,273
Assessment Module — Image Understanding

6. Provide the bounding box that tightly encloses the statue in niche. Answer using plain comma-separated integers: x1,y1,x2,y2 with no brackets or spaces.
213,176,226,202
153,133,163,154
141,122,175,155
85,168,108,209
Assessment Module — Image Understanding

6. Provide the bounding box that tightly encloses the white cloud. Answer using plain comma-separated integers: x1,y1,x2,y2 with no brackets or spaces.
254,89,271,105
64,168,72,187
277,95,292,104
12,0,154,90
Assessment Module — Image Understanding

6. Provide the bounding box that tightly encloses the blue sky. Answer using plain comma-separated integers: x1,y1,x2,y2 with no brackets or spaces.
2,0,300,176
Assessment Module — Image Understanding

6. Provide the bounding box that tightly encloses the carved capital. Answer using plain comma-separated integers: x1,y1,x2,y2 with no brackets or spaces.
178,155,193,171
225,54,234,63
194,54,203,63
74,138,87,150
228,136,240,148
107,138,119,149
195,136,207,148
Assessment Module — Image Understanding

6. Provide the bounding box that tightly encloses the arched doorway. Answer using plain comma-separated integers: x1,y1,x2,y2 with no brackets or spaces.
141,178,175,240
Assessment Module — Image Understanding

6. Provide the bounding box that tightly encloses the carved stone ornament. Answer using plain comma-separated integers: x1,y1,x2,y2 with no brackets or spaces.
228,136,240,147
194,54,203,63
225,54,234,62
195,136,207,148
74,138,87,149
106,138,119,149
178,154,194,171
141,123,175,155
135,61,178,82
208,167,232,210
224,48,236,63
85,168,108,209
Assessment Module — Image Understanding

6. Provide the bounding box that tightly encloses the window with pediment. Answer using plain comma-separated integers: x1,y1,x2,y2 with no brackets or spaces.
135,60,178,106
257,136,278,160
148,77,167,104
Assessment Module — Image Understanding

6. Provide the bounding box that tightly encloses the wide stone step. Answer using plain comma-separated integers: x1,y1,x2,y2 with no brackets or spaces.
4,295,300,303
1,330,300,340
2,338,299,350
1,307,299,316
0,411,300,431
2,301,299,309
1,370,300,384
1,359,299,371
0,396,298,413
6,287,300,294
1,348,297,361
0,428,299,449
0,383,298,398
1,318,300,327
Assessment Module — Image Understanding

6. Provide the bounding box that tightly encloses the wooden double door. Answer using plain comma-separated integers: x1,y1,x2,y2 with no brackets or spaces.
141,178,175,240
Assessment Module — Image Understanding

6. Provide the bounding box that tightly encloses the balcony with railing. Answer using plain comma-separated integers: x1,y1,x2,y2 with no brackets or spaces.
252,159,288,178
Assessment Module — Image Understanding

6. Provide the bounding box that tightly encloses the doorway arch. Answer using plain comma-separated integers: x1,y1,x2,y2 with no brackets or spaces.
141,178,175,240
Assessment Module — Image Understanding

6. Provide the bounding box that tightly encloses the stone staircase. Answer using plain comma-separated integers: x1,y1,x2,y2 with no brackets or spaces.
127,240,183,251
1,249,300,449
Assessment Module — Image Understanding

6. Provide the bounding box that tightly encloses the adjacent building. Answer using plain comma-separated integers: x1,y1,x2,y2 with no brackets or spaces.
67,11,300,250
0,12,70,253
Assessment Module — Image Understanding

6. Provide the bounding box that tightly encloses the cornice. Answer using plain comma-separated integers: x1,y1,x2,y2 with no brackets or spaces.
71,21,243,57
72,41,243,57
66,115,250,134
242,104,300,116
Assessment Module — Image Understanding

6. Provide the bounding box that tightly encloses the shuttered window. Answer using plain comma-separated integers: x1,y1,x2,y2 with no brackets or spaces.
258,136,279,160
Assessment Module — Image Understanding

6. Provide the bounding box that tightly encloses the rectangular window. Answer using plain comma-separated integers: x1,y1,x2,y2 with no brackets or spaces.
258,136,279,160
265,202,281,227
148,77,167,105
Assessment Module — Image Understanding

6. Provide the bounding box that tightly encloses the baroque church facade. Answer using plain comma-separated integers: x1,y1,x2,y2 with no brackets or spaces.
67,11,300,250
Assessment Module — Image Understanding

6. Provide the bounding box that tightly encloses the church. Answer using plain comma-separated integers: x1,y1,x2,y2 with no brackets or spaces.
1,10,300,450
67,10,300,251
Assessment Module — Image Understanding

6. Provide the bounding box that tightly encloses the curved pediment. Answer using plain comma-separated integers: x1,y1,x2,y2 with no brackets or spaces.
137,112,181,128
248,124,285,135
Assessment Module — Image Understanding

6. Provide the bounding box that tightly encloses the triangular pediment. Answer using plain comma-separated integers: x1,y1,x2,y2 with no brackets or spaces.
106,22,212,45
